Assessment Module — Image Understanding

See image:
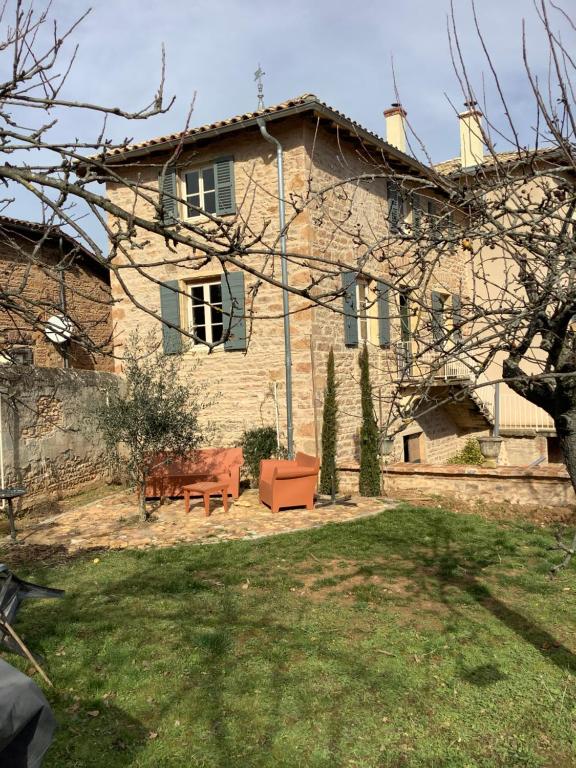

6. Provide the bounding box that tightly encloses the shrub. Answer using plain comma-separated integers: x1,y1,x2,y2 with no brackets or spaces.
241,426,287,487
320,348,338,497
446,438,484,466
359,344,381,496
91,331,206,522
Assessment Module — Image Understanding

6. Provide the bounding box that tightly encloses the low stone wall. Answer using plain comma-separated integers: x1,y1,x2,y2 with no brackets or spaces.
338,463,574,507
0,366,121,510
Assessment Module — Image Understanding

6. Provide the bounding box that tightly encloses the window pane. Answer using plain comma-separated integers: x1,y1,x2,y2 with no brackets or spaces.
187,194,201,218
186,171,199,195
194,324,207,342
192,304,205,328
212,324,224,343
204,191,216,214
209,283,222,306
202,167,215,191
191,286,203,302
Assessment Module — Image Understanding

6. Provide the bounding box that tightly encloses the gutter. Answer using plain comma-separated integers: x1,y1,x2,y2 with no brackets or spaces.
257,118,294,459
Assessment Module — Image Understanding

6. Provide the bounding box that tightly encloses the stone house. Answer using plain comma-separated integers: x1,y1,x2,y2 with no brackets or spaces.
436,107,562,466
104,94,493,480
0,216,113,371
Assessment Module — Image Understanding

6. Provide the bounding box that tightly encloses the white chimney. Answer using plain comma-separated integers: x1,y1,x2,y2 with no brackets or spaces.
384,103,407,153
459,101,484,168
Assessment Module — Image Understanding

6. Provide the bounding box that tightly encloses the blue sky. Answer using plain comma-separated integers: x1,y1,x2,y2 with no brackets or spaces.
5,0,570,236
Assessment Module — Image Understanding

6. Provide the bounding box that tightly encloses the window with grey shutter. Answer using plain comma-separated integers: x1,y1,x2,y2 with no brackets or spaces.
159,167,177,226
412,194,421,236
376,281,391,347
452,294,463,341
431,291,445,344
214,156,236,215
387,180,400,232
160,281,182,354
342,271,358,347
221,271,246,350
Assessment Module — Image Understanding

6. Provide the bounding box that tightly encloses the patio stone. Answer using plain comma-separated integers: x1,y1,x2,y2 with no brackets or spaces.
3,489,397,557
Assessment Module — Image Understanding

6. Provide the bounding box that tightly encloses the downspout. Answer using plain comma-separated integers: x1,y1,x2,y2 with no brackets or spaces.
58,236,69,369
257,118,294,458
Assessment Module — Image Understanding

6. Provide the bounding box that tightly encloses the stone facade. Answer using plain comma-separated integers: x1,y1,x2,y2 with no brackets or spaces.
0,366,120,509
0,219,113,371
105,105,483,476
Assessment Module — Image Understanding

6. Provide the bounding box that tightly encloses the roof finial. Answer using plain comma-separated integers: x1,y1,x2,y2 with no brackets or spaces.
254,63,266,110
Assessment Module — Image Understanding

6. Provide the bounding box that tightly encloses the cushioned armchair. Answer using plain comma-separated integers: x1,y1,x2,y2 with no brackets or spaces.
259,452,320,513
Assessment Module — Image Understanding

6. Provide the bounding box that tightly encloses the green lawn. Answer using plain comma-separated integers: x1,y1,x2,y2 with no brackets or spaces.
7,505,576,767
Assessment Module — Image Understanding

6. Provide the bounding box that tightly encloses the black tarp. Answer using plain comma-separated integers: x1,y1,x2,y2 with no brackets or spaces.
0,659,56,767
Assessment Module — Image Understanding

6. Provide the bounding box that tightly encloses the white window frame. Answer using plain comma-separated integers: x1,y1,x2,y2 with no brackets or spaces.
188,279,224,346
356,279,377,344
182,165,217,219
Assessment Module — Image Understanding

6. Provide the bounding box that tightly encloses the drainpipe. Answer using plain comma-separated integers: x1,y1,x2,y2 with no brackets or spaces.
257,118,294,458
493,381,500,438
58,236,69,369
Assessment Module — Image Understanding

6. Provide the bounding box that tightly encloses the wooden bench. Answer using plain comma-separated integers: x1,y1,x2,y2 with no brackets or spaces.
146,447,243,501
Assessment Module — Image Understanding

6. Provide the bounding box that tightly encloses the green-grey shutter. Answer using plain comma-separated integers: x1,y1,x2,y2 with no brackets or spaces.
412,194,421,236
376,281,391,347
342,271,358,347
221,271,246,350
160,280,182,354
159,167,177,225
214,156,236,215
387,180,400,231
431,291,444,343
452,294,463,340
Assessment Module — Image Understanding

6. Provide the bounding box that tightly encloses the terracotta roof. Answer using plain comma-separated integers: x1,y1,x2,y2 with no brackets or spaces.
0,216,108,279
103,93,430,177
434,145,567,175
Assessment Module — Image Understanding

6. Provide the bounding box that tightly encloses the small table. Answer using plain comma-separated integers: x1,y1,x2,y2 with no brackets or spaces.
0,488,26,542
183,481,229,517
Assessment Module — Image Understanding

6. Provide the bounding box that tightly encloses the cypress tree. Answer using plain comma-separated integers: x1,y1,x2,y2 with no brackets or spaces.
320,347,338,497
359,344,381,496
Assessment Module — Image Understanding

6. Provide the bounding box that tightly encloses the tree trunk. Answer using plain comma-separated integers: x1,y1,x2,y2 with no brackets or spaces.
138,478,148,523
552,411,576,573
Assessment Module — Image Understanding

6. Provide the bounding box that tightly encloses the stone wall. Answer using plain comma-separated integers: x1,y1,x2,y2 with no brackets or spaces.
375,463,575,507
0,366,120,509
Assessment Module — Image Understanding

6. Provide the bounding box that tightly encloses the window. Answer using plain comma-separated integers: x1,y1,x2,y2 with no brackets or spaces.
184,166,217,218
356,280,370,342
0,346,33,365
399,293,411,342
188,280,223,344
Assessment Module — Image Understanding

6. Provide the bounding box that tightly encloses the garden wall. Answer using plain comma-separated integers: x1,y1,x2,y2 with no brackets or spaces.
0,366,121,510
337,463,574,507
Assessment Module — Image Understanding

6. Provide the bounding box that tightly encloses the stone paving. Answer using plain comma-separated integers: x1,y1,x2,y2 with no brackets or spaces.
7,489,397,555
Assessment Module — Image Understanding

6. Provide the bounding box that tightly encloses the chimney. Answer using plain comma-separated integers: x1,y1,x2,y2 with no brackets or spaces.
459,101,484,168
384,103,407,153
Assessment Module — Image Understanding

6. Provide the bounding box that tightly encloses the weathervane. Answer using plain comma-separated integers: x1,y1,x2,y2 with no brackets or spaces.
254,64,265,110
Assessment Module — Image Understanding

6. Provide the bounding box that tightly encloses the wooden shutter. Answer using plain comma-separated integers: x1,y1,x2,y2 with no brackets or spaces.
342,272,358,347
160,281,182,354
376,281,391,347
431,291,444,342
412,194,421,236
387,181,399,231
214,156,236,215
221,271,246,350
452,294,463,340
159,167,177,225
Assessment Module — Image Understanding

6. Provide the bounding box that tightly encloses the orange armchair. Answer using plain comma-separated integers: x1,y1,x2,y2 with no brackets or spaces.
259,452,320,514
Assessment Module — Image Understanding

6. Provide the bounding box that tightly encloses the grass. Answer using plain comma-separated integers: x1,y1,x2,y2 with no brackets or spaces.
6,504,576,767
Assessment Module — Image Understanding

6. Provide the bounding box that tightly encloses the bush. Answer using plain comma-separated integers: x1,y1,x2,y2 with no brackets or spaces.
241,426,287,487
446,438,484,466
320,348,338,497
359,344,381,496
